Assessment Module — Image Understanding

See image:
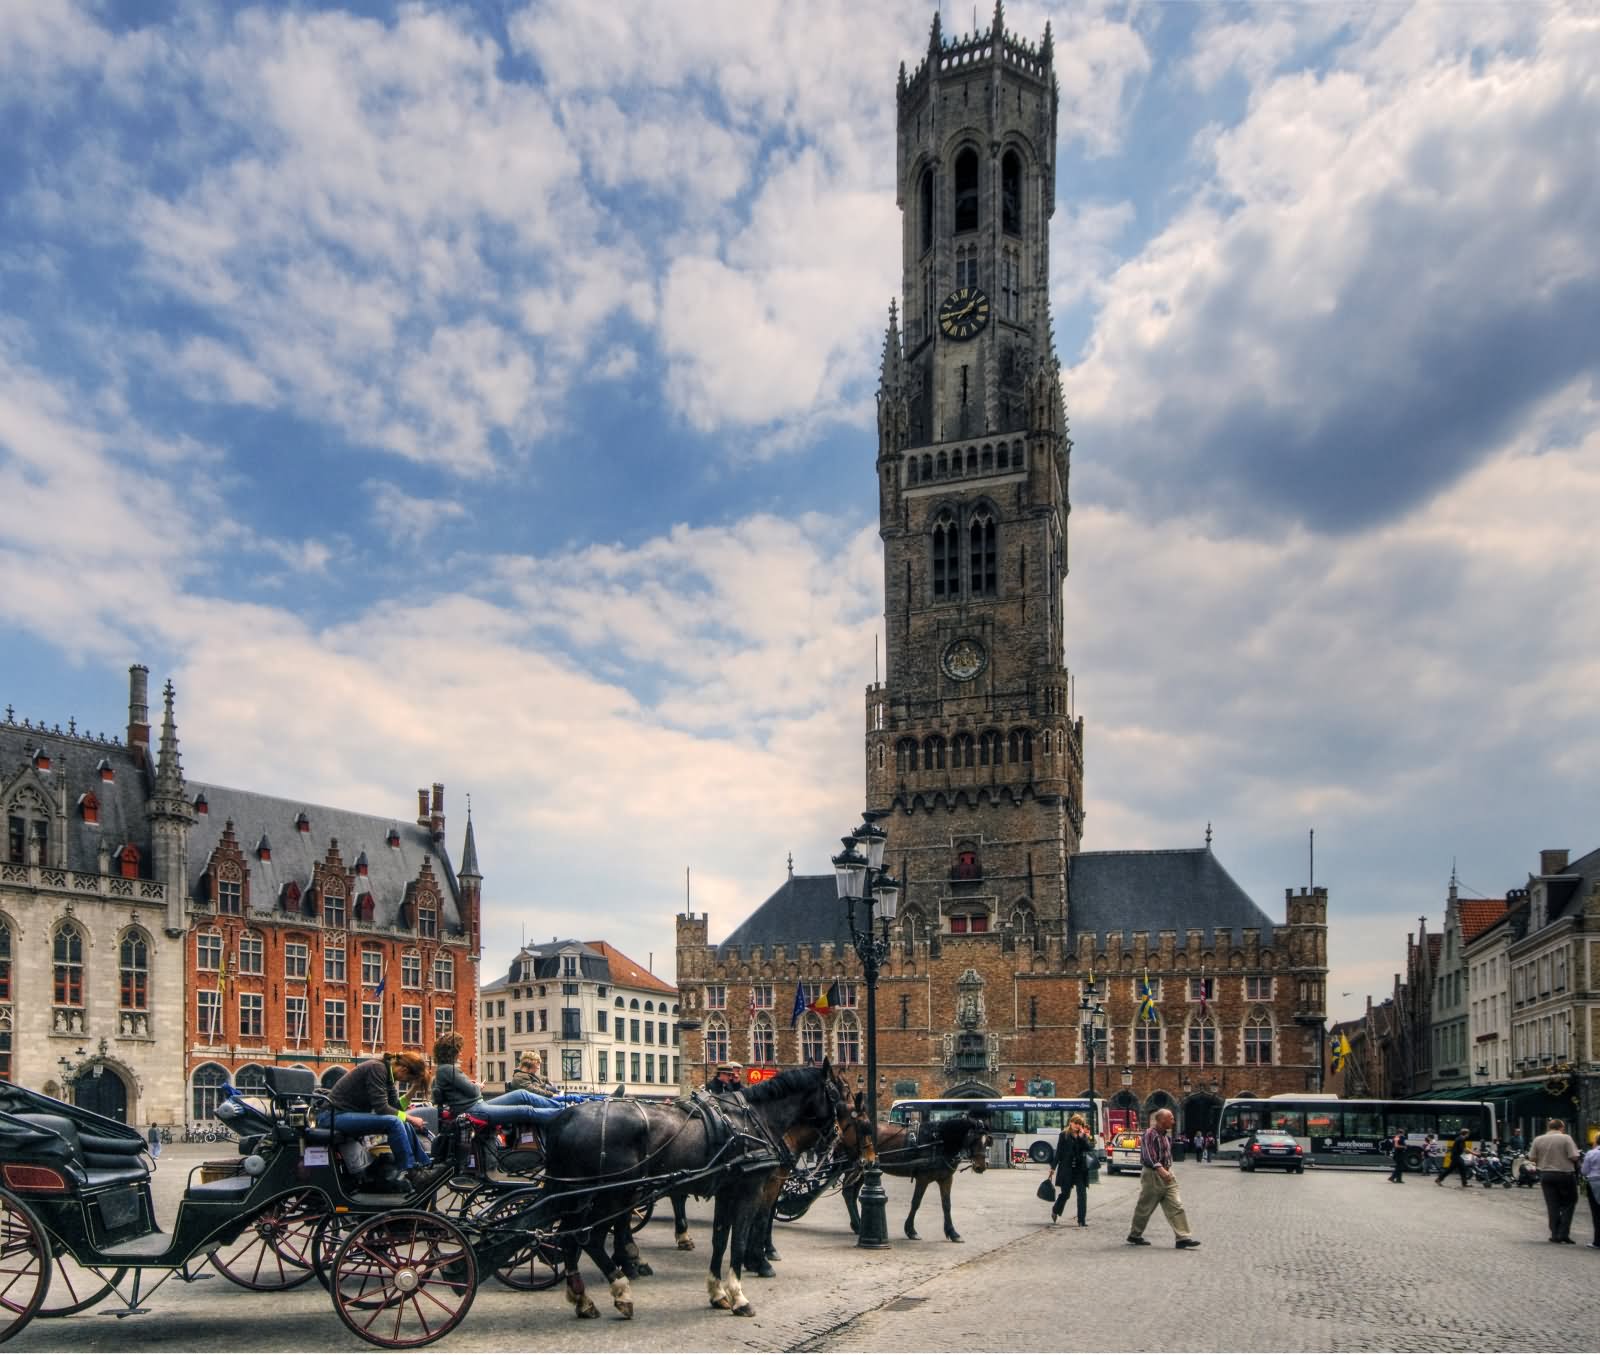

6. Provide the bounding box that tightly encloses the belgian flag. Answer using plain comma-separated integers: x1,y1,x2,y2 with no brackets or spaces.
807,982,842,1017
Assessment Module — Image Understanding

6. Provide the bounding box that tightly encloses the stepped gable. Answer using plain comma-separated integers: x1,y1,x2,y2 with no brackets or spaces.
1068,847,1278,945
715,873,850,959
585,940,675,995
0,717,153,870
186,781,463,928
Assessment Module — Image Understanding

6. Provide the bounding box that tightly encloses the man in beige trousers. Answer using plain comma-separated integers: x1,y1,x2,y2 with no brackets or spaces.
1127,1107,1201,1249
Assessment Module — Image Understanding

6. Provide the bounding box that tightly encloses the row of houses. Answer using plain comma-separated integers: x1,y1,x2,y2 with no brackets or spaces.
1330,846,1599,1140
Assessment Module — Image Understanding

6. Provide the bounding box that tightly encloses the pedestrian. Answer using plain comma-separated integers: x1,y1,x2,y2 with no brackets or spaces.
1126,1108,1201,1250
1387,1129,1407,1183
147,1122,162,1161
1420,1133,1439,1176
1528,1117,1583,1244
1050,1112,1095,1227
1580,1137,1600,1249
509,1052,560,1097
706,1060,744,1096
1435,1126,1471,1189
1509,1128,1526,1155
322,1052,438,1188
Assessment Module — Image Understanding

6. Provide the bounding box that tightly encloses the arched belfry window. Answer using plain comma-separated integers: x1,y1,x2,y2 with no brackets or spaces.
969,506,997,596
953,148,979,233
1002,151,1022,236
932,510,960,599
919,167,935,254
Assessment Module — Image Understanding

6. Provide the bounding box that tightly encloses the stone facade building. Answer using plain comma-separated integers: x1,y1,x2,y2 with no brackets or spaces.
1,666,480,1126
479,940,678,1097
676,9,1329,1139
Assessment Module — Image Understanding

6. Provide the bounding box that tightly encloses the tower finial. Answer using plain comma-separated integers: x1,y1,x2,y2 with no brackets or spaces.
154,679,184,795
992,0,1004,42
1204,822,1212,849
929,10,942,53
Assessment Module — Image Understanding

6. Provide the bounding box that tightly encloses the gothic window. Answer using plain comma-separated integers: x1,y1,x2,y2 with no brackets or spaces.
921,263,936,345
119,844,139,879
118,928,149,1011
936,450,948,477
6,795,49,866
1001,150,1022,236
192,1063,228,1123
835,1012,861,1065
705,1016,729,1065
1187,1018,1217,1065
418,901,437,939
921,454,932,481
0,917,9,1000
195,928,221,972
877,744,886,771
969,506,997,595
953,147,979,233
896,738,917,774
924,736,946,771
919,167,935,254
956,244,979,291
996,443,1010,470
323,890,346,930
900,907,926,948
236,930,262,976
953,733,975,767
978,730,1001,765
906,458,918,485
1134,1016,1162,1065
1001,246,1020,321
954,850,979,879
1009,902,1035,935
751,1013,776,1064
966,446,978,473
1013,441,1026,469
931,510,960,599
1244,1013,1274,1065
216,871,242,915
1042,730,1052,757
1008,728,1033,762
799,1013,825,1064
981,445,993,471
325,942,346,983
433,952,455,992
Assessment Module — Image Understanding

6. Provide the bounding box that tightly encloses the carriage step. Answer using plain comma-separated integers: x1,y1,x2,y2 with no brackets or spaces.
98,1232,182,1259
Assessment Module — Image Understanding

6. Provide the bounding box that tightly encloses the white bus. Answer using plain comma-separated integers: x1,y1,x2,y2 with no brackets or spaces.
1217,1094,1497,1170
888,1095,1108,1165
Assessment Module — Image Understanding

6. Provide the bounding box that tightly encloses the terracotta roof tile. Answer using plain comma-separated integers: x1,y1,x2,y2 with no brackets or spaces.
1458,898,1508,943
584,940,676,996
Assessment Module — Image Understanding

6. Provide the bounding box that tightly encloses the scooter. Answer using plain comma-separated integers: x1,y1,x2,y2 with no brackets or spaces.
1508,1152,1540,1188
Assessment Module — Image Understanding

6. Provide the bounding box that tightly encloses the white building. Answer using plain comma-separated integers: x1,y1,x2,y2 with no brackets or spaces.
479,939,679,1096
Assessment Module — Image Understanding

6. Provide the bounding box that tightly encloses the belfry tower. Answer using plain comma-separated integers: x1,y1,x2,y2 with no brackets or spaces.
866,3,1083,946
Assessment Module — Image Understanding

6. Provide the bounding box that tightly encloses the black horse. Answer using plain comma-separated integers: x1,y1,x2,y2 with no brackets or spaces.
838,1109,990,1241
537,1059,846,1319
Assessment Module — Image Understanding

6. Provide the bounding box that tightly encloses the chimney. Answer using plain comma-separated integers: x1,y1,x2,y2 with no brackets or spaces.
417,789,430,826
429,782,445,839
127,664,150,763
1539,849,1569,876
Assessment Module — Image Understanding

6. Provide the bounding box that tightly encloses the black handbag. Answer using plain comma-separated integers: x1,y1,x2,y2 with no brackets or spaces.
1036,1177,1055,1202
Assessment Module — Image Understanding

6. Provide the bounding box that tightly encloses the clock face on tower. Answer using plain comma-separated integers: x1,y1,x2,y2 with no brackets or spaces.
938,286,991,341
942,638,987,682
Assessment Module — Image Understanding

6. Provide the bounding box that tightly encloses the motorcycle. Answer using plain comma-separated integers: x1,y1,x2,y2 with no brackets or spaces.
1472,1144,1513,1188
1508,1152,1540,1188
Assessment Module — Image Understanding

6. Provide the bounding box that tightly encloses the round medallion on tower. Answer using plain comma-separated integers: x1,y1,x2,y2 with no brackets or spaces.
937,286,991,341
941,638,987,682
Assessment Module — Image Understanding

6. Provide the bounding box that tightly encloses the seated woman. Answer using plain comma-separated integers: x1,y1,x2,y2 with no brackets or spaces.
323,1052,439,1188
430,1032,566,1127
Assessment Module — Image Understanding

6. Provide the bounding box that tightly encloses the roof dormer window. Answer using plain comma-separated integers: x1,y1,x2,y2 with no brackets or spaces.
355,851,369,876
98,759,114,782
295,812,310,834
256,835,272,862
193,793,208,815
387,826,401,848
79,792,99,825
31,748,50,772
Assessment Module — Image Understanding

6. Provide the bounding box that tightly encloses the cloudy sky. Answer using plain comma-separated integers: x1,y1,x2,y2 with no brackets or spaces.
2,1,1596,1026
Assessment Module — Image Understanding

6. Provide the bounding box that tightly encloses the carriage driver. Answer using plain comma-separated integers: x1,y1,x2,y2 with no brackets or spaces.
707,1060,745,1096
509,1051,560,1098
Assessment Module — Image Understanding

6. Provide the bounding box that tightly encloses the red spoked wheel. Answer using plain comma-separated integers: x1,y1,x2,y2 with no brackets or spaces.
0,1188,53,1344
210,1189,324,1291
329,1211,476,1349
473,1189,562,1292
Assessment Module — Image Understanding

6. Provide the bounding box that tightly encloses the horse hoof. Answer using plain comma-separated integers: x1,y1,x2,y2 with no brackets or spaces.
904,1228,919,1240
752,1264,776,1279
677,1236,696,1251
634,1261,653,1278
765,1248,781,1261
577,1299,599,1319
615,1302,634,1320
733,1303,756,1317
946,1233,964,1243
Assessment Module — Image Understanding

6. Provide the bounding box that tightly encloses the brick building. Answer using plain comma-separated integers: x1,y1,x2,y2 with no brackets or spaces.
676,10,1329,1139
0,664,479,1126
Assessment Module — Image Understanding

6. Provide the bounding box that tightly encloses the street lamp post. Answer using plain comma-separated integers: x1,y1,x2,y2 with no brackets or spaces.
1079,980,1105,1136
833,818,900,1251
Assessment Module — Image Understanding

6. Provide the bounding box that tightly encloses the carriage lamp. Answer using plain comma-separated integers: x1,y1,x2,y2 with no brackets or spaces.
834,820,900,1251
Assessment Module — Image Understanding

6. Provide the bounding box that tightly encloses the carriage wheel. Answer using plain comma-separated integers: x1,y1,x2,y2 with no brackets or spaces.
473,1191,563,1292
329,1211,476,1349
210,1190,323,1291
772,1192,815,1224
35,1252,128,1317
0,1188,52,1344
628,1199,653,1233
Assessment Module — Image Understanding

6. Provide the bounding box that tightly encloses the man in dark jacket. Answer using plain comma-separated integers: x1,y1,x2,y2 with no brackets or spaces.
1051,1113,1095,1226
323,1053,435,1184
1436,1127,1472,1188
706,1061,744,1096
1387,1130,1407,1183
509,1053,560,1098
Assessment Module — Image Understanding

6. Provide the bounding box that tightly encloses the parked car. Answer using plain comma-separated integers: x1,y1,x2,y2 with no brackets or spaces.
1239,1129,1305,1173
1106,1131,1143,1175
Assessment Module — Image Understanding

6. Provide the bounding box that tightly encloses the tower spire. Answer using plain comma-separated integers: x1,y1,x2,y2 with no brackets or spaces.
459,798,481,880
154,680,184,796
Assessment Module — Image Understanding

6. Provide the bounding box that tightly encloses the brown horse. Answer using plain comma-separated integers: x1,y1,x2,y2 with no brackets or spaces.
837,1105,989,1241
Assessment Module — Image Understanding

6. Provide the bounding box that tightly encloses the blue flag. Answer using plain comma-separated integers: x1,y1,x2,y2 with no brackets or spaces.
373,974,387,997
790,982,807,1027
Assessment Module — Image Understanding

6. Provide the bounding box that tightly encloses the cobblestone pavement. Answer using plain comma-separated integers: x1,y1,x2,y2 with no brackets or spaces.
8,1147,1596,1352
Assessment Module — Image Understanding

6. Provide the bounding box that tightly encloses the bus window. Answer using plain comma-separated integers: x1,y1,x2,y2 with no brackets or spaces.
1221,1105,1261,1138
1028,1108,1065,1133
1344,1110,1382,1139
1306,1110,1338,1138
1268,1110,1306,1135
1437,1111,1487,1139
1393,1111,1431,1135
992,1109,1026,1134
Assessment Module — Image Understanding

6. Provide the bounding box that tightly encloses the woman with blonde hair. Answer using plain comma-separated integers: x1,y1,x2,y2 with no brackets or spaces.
1050,1112,1096,1226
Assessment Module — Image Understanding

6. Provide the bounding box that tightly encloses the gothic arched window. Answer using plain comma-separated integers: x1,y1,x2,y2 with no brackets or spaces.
1187,1018,1217,1065
924,736,945,771
896,738,917,774
0,916,11,1003
919,167,935,254
799,1013,825,1065
953,733,975,767
978,730,1001,766
1244,1011,1275,1065
53,922,84,1008
704,1016,729,1065
835,1011,861,1065
191,1063,228,1123
751,1014,775,1064
969,506,997,596
931,510,960,599
1008,728,1034,763
119,928,149,1012
1002,150,1022,235
953,147,979,233
1134,1015,1163,1065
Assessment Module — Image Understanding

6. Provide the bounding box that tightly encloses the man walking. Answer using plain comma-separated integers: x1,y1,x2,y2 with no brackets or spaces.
1127,1108,1200,1250
1529,1117,1583,1243
1436,1126,1471,1189
1387,1129,1407,1183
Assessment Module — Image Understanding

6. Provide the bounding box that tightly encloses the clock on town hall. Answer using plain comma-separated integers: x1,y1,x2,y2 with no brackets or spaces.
941,637,987,682
938,286,991,341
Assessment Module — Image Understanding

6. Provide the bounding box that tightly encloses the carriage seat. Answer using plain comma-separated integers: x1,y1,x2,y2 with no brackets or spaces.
14,1112,150,1188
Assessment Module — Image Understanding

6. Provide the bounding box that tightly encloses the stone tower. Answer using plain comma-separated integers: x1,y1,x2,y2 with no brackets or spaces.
147,678,195,933
866,4,1083,946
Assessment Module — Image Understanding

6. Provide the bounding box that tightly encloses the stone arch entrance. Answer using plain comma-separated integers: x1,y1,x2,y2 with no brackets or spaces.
1143,1089,1176,1115
943,1079,1001,1099
72,1064,130,1123
1182,1093,1222,1139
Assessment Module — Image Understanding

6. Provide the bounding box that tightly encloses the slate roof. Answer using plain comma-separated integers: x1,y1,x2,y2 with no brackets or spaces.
1067,848,1278,945
585,940,676,996
187,781,464,931
482,940,609,991
1541,843,1600,923
712,847,1282,954
0,723,155,871
1457,898,1508,944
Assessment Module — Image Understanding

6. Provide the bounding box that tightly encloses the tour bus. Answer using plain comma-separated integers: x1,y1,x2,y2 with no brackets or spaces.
888,1095,1108,1165
1216,1094,1497,1169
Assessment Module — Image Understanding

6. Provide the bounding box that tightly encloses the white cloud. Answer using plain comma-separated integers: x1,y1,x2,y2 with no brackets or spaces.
367,480,469,539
